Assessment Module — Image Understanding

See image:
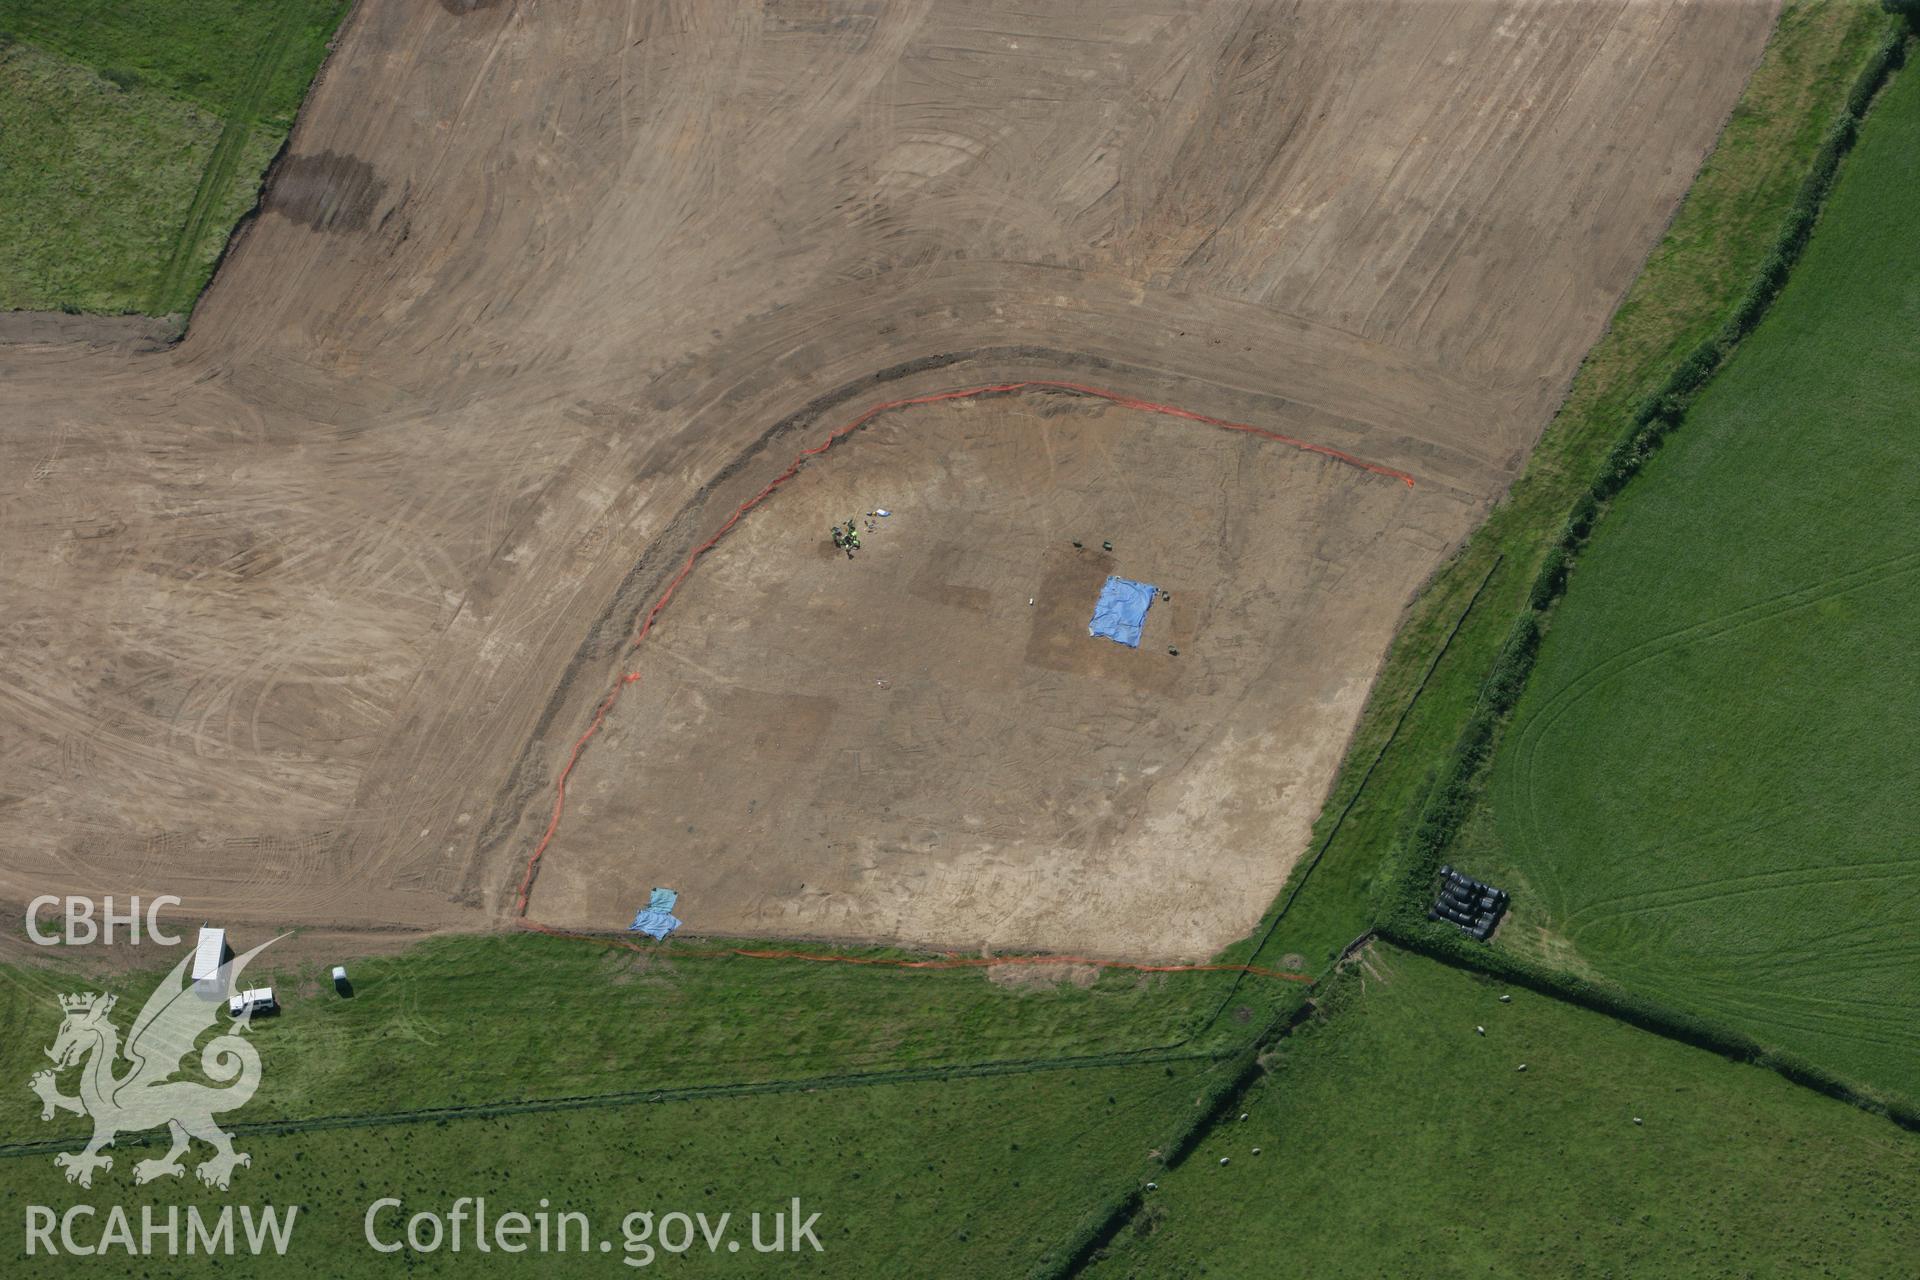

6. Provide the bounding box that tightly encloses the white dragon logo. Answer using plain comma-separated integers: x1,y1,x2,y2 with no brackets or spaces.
28,938,278,1190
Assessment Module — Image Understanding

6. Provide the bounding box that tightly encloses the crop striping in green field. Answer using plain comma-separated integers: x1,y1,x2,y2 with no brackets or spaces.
1475,54,1920,1101
1086,945,1920,1280
1219,0,1902,1008
3,3,1914,1276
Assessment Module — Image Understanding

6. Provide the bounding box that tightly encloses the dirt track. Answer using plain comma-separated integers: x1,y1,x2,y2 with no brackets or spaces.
0,0,1778,953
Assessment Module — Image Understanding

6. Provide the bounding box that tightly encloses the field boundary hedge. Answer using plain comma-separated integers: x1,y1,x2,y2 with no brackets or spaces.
1027,1000,1305,1280
1037,19,1920,1272
1031,932,1377,1279
1378,15,1917,1130
1198,552,1503,1005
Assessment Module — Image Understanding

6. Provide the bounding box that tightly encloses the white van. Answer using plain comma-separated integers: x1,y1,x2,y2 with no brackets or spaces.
227,987,277,1017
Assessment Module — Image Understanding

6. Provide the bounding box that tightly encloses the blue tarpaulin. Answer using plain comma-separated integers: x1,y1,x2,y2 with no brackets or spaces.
1089,575,1158,648
629,887,682,939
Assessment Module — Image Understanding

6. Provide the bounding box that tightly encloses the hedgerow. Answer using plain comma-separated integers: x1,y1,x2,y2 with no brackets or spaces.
1378,16,1917,1125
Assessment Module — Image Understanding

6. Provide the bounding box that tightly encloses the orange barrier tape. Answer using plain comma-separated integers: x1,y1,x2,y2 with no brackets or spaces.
513,379,1416,917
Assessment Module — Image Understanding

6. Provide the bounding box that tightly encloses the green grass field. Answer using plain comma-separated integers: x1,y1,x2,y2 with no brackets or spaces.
0,44,225,313
0,932,1257,1138
0,934,1265,1274
1211,0,1903,1007
1087,946,1920,1279
1467,51,1920,1103
1,4,1914,1276
2,1054,1233,1276
0,0,347,315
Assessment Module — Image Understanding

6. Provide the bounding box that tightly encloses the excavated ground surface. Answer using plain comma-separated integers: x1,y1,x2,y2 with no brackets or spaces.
540,392,1448,957
0,0,1777,951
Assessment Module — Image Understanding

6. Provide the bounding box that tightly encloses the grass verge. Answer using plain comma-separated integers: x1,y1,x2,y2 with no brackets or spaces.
0,0,347,315
0,43,223,313
0,931,1251,1140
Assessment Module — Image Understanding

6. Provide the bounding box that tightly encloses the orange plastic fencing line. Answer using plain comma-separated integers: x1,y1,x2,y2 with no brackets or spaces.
512,379,1417,917
517,918,1314,984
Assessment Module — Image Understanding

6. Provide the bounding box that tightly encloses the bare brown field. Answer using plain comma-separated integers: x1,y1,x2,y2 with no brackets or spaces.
538,390,1445,957
0,0,1777,952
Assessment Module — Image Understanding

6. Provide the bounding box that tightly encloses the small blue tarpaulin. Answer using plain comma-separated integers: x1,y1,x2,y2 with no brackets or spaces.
629,887,682,939
1089,575,1158,648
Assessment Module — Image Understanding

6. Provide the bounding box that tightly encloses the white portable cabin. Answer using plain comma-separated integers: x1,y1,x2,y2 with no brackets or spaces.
228,987,276,1017
192,928,229,988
